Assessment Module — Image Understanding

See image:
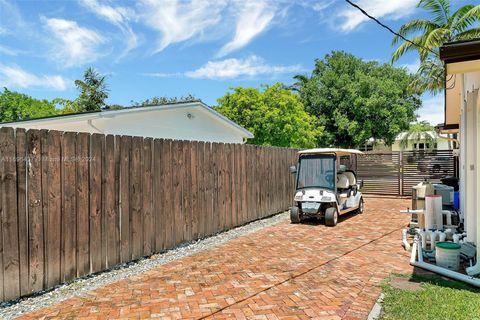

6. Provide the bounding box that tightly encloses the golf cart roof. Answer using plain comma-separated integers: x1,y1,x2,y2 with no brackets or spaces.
298,148,364,156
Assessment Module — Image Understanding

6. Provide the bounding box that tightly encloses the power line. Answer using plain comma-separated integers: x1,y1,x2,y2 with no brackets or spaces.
344,0,439,57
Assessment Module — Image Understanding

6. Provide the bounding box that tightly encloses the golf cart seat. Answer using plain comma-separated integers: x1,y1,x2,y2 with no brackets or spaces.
343,171,356,187
337,174,349,189
337,164,350,189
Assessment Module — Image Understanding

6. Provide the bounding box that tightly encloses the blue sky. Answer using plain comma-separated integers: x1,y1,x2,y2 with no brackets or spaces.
0,0,470,125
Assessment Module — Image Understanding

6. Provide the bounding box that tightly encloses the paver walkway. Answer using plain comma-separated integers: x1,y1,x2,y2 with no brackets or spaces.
17,198,412,320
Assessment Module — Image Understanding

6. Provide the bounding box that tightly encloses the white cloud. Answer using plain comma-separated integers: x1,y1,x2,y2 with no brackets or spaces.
0,65,68,90
217,1,275,57
42,17,105,67
312,0,418,32
139,0,226,54
311,0,336,13
418,95,445,126
0,45,20,56
184,55,302,80
400,59,420,74
0,0,28,35
142,72,182,78
79,0,137,58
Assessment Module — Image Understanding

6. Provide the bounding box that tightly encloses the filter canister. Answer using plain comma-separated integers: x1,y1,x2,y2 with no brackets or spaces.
425,195,442,230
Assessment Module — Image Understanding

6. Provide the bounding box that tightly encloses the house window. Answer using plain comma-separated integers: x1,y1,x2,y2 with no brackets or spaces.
414,142,436,150
360,144,373,151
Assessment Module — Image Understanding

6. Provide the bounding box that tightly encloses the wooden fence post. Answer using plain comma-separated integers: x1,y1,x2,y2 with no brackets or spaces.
399,151,404,197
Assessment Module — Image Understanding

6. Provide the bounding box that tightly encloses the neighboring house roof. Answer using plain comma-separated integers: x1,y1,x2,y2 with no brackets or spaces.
0,101,254,140
363,131,440,144
395,131,439,141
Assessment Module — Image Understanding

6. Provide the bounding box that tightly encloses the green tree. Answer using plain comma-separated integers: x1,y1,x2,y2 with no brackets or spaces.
399,121,437,150
392,0,480,94
131,94,198,107
74,67,109,112
0,88,59,122
52,98,80,114
295,51,422,148
105,104,126,110
216,84,321,148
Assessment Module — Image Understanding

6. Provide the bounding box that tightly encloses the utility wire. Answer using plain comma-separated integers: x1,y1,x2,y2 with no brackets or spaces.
344,0,439,57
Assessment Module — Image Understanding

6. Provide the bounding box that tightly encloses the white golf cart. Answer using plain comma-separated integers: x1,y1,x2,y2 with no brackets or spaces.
289,148,365,226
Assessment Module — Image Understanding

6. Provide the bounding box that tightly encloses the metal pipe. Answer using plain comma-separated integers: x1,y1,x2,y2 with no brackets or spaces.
436,133,460,146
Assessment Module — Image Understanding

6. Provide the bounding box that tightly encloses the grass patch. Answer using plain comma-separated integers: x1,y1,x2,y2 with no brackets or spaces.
380,274,480,320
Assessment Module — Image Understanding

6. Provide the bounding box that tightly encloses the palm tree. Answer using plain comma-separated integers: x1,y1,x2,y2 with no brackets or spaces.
392,0,480,94
399,121,437,151
289,74,311,92
408,58,445,95
74,67,109,112
392,0,480,63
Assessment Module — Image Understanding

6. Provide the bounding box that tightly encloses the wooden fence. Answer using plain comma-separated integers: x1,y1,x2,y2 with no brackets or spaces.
0,127,297,302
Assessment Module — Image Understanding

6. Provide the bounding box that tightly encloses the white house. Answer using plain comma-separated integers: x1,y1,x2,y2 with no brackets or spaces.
440,38,480,277
359,131,456,152
391,131,456,151
0,101,254,144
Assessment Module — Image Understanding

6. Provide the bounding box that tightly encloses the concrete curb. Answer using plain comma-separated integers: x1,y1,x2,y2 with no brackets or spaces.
367,293,384,320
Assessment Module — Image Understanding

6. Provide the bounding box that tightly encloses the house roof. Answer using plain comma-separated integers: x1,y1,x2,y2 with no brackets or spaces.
0,101,254,139
440,38,480,64
395,131,438,140
439,38,480,132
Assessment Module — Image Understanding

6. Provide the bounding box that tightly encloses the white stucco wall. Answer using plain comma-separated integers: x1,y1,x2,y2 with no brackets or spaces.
459,71,480,243
1,104,252,144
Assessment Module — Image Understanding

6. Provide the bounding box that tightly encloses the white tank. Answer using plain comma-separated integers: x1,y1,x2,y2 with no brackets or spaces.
425,195,442,230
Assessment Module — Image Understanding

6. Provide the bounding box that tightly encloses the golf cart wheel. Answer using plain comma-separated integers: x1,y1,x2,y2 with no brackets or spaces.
325,207,338,227
290,207,301,224
357,197,364,214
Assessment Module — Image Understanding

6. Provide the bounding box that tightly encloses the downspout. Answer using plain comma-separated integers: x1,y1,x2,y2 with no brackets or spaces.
433,126,459,146
435,132,460,146
87,119,104,134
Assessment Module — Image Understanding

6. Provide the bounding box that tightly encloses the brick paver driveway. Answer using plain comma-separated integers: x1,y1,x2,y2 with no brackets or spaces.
18,198,412,320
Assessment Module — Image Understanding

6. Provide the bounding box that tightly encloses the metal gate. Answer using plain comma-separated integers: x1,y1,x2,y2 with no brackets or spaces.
357,150,455,196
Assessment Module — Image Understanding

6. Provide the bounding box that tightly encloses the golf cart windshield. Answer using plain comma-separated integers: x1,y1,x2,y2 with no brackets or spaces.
297,154,336,189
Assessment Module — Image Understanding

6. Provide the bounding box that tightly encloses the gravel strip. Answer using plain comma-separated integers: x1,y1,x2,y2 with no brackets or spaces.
1,211,289,320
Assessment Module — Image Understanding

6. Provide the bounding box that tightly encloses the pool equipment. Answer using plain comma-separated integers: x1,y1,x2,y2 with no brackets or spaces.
402,229,411,251
425,195,442,230
454,191,460,209
434,184,454,205
453,234,461,243
410,236,480,287
435,242,461,271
